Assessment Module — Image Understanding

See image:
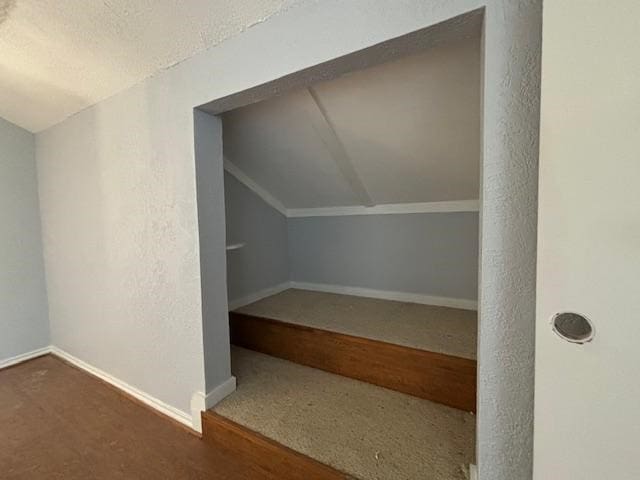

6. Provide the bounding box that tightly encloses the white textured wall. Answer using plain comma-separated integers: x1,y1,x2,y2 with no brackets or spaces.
0,116,49,362
35,2,540,477
37,85,207,414
535,2,640,478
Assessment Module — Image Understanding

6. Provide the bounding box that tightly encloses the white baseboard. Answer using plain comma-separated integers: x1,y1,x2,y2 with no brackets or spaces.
0,346,52,370
190,376,237,432
204,376,237,408
50,346,193,430
6,346,237,435
469,463,478,480
228,281,292,310
291,281,478,310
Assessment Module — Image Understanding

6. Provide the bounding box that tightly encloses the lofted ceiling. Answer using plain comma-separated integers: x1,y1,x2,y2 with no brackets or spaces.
222,34,481,210
0,0,304,132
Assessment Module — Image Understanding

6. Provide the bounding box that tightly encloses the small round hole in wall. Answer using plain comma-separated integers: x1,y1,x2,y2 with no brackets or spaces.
552,312,595,344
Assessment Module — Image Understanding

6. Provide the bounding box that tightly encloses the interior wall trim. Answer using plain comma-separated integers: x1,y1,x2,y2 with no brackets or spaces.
0,346,52,370
223,159,479,217
190,376,237,432
223,159,288,216
287,200,480,217
50,346,195,430
290,281,478,310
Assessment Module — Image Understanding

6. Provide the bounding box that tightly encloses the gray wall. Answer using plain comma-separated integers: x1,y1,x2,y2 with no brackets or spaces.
289,212,478,301
0,117,49,362
194,110,232,393
225,172,289,303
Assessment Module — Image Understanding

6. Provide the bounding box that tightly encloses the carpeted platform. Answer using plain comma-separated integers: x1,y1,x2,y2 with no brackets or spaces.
236,289,477,359
214,347,476,480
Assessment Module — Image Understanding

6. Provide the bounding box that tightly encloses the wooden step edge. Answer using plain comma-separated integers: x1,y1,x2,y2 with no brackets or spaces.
230,311,477,412
201,410,353,480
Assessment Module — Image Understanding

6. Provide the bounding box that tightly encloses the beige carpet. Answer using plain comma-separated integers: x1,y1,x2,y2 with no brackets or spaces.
237,289,477,359
214,347,476,480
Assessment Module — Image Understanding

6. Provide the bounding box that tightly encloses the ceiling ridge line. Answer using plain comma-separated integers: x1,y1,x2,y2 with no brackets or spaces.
305,86,375,208
223,158,288,217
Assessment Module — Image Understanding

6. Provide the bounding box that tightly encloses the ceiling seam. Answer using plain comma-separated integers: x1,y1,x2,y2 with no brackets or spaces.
223,158,288,217
305,87,375,207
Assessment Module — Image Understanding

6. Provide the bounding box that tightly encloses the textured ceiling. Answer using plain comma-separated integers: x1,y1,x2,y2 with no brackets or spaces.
0,0,304,132
222,35,481,208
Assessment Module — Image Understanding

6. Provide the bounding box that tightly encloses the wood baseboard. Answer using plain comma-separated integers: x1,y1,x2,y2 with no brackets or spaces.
201,410,349,480
230,312,476,412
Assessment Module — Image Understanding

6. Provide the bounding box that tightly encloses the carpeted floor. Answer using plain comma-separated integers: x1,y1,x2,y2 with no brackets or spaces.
214,347,476,480
236,289,477,359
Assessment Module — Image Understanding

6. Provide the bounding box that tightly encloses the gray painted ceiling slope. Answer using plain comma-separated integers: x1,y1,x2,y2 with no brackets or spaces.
0,0,306,132
222,34,481,209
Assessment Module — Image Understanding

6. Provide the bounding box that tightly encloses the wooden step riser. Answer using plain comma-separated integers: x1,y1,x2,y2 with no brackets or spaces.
201,411,350,480
230,312,476,412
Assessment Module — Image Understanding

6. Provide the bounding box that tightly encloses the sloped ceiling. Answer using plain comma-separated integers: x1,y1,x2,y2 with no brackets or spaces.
222,35,481,209
0,0,305,132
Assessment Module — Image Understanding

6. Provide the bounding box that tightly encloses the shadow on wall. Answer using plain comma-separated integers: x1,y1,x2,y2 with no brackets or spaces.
0,0,15,25
0,63,88,131
317,128,480,203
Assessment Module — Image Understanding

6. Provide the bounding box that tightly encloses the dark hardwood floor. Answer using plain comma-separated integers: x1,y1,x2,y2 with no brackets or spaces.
0,355,258,479
202,411,350,480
